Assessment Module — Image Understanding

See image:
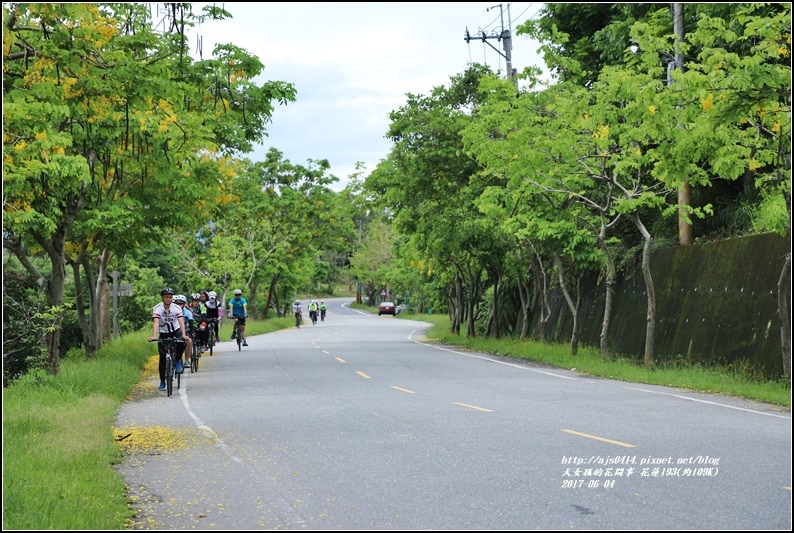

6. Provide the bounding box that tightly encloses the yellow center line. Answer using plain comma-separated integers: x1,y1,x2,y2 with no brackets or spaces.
335,357,346,363
562,429,636,448
322,350,330,354
454,402,493,413
391,386,416,394
356,371,371,379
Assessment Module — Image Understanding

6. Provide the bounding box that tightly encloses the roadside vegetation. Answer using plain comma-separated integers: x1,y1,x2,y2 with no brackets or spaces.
400,311,791,407
1,316,297,530
3,303,789,529
355,305,791,407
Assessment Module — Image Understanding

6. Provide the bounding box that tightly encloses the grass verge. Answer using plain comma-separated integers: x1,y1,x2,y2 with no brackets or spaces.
392,310,791,407
2,316,296,530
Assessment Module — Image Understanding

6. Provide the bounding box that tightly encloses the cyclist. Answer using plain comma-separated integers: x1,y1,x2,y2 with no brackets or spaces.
148,287,189,390
293,299,303,328
319,301,327,322
174,295,194,367
227,289,249,346
189,293,208,351
308,299,319,325
203,290,222,344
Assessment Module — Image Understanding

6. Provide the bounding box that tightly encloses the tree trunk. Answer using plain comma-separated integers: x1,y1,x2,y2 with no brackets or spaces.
779,252,791,378
249,280,258,317
67,254,92,351
93,248,112,350
633,213,656,370
32,229,70,375
452,274,462,335
554,252,580,355
491,273,500,340
466,272,480,338
531,250,550,342
100,277,112,344
264,273,279,319
518,271,532,341
598,234,617,356
79,253,97,358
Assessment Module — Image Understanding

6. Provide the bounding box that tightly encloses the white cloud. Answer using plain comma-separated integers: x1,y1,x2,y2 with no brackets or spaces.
186,2,547,190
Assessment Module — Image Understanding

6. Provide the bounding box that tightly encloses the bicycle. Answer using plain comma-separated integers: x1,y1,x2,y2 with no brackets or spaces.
231,314,244,351
320,309,326,322
295,311,302,329
206,317,218,356
150,337,185,398
190,330,200,373
309,309,318,326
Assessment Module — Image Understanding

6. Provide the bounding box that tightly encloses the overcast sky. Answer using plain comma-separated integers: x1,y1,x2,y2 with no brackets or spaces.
183,2,547,190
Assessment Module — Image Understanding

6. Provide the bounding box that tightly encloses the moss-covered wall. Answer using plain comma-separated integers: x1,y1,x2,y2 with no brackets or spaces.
530,232,791,378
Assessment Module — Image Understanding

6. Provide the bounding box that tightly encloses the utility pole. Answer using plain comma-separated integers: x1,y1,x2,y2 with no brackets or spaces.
464,3,517,88
671,2,693,246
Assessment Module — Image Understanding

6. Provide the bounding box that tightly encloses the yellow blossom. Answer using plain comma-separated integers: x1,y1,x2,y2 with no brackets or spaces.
592,125,609,140
14,140,27,152
772,122,781,132
701,93,714,111
648,105,656,115
748,158,761,171
35,132,47,141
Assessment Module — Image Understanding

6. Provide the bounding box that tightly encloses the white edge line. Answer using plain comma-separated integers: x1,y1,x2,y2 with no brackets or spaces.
626,386,791,419
408,330,792,416
409,330,577,380
341,302,370,316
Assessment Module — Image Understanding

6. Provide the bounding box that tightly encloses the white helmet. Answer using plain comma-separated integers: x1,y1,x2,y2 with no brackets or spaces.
234,289,242,295
208,291,217,298
173,294,187,304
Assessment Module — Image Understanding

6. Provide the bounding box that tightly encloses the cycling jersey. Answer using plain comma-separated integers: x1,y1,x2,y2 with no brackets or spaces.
228,296,247,316
152,302,183,334
205,297,221,318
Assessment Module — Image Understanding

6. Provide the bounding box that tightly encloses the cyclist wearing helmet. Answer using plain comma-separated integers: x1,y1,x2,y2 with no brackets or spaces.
174,295,194,367
319,300,327,322
203,290,222,343
293,299,303,328
189,294,208,352
228,289,249,346
308,299,319,325
149,288,189,390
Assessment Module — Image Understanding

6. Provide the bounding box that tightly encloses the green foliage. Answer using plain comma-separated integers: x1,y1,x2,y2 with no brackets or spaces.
2,268,47,386
422,315,790,406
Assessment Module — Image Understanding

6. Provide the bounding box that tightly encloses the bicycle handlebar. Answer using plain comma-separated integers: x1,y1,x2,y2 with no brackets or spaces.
149,338,186,343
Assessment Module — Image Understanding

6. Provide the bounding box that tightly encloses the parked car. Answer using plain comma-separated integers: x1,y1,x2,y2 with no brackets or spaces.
379,302,398,316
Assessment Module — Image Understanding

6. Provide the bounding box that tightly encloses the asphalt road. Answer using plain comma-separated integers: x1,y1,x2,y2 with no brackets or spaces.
114,297,792,530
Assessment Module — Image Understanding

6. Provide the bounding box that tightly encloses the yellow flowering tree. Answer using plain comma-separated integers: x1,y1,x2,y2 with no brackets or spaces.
3,3,296,370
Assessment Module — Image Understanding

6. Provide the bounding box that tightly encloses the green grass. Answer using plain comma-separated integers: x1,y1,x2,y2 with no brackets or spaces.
390,310,791,407
2,317,295,530
3,311,789,529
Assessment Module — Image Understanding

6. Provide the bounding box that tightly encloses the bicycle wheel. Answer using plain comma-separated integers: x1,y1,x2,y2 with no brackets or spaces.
209,328,215,356
237,327,242,351
192,343,199,372
295,314,300,328
177,362,181,390
165,355,174,397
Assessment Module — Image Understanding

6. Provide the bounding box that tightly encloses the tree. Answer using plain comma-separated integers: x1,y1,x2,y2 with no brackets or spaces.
3,3,296,372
